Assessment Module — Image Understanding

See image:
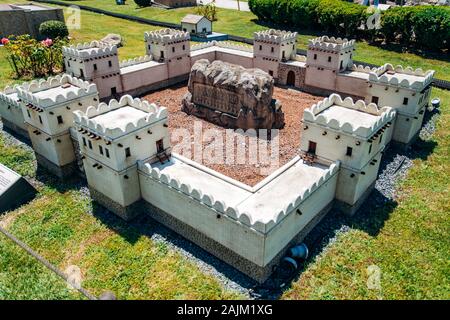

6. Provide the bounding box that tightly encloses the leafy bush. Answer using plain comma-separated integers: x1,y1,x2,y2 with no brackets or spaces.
410,7,450,51
316,0,366,36
2,35,67,78
289,0,320,29
249,0,450,51
196,3,218,22
39,20,69,40
134,0,151,7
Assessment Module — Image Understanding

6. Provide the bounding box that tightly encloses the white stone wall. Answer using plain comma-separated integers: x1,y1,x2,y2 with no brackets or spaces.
121,63,168,92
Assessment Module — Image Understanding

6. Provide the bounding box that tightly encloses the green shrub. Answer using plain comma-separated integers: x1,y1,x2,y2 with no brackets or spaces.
134,0,151,7
316,0,366,37
249,0,450,51
39,20,69,40
289,0,320,29
410,6,450,51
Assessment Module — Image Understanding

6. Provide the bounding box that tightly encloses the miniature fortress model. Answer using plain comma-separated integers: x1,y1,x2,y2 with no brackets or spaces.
0,28,435,283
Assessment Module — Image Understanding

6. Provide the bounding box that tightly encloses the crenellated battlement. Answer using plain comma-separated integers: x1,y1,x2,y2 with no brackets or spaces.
139,159,339,234
144,28,190,44
308,36,355,52
191,40,253,53
16,74,98,108
62,41,118,59
368,63,435,90
119,55,153,68
303,93,396,138
0,84,21,107
254,29,297,43
73,95,167,140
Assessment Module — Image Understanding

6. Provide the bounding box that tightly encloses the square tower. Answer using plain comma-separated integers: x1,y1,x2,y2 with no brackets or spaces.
0,84,28,138
365,64,434,146
17,74,99,178
144,28,191,78
300,94,396,215
305,36,355,91
62,41,121,99
253,29,298,78
73,95,171,220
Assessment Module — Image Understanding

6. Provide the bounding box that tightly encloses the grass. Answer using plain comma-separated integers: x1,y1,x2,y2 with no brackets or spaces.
0,0,448,300
282,88,450,300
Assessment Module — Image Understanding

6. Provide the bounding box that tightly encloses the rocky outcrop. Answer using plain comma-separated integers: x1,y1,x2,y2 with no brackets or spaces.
182,59,285,130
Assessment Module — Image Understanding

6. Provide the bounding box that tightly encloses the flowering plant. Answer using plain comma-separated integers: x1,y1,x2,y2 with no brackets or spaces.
3,35,67,78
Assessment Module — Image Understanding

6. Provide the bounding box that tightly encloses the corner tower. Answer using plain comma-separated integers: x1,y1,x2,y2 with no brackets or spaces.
300,94,396,215
305,36,355,91
253,29,298,79
73,95,171,220
63,41,121,99
144,28,191,78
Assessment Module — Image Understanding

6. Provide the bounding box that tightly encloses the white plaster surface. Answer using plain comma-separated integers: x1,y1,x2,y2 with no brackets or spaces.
236,160,329,223
33,84,81,104
120,60,164,75
91,106,148,131
151,157,252,206
319,105,381,128
191,46,254,59
150,156,330,224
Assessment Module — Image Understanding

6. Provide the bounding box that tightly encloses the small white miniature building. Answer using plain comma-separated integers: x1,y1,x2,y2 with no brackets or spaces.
253,29,298,78
300,94,396,214
17,74,99,178
73,95,170,220
63,41,121,98
181,14,212,36
0,84,28,138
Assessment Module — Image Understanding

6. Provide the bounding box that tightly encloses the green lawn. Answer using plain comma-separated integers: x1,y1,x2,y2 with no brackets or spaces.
0,0,448,300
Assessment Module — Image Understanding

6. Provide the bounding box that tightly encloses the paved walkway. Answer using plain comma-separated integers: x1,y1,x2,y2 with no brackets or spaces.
197,0,250,11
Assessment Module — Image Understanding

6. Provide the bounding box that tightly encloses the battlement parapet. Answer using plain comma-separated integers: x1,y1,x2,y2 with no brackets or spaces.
16,74,98,108
139,160,339,234
254,29,297,43
368,63,435,90
73,95,167,140
144,28,190,44
303,93,396,138
217,41,253,53
0,84,21,107
308,36,355,52
120,55,153,68
62,41,118,59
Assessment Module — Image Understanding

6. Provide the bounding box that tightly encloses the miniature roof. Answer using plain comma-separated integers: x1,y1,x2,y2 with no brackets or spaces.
16,74,98,108
303,93,396,139
308,36,355,52
144,28,190,43
254,29,297,43
181,14,210,24
73,95,167,140
62,40,117,59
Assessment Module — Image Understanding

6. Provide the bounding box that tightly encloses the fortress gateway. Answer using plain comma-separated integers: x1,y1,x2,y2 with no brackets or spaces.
0,28,434,282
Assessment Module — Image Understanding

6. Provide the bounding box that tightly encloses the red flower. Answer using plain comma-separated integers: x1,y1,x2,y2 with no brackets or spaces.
1,38,9,45
41,38,53,47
